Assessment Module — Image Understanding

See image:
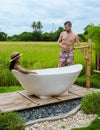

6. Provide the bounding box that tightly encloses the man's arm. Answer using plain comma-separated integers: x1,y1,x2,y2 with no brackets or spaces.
57,32,67,50
75,35,88,61
57,32,63,48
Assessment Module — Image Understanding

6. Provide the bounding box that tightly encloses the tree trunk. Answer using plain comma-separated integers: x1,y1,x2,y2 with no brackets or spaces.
96,54,100,71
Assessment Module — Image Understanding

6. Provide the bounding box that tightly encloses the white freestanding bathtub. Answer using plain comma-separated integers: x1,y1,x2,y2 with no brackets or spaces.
12,64,82,98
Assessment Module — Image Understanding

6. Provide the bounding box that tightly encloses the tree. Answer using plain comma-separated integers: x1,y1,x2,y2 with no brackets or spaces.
0,32,7,41
78,34,87,42
84,24,92,35
31,21,43,32
42,32,53,41
87,24,100,71
53,27,64,40
32,31,41,41
31,21,43,41
37,21,43,32
8,35,19,41
18,32,33,41
31,21,37,32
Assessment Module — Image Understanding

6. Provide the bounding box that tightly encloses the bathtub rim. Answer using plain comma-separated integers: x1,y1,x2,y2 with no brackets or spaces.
12,64,83,76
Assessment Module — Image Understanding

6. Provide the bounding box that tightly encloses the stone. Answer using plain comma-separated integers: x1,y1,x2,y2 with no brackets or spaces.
24,101,97,130
33,123,40,128
18,99,80,122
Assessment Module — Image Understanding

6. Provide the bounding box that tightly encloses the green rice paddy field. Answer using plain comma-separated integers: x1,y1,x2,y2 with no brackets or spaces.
0,42,100,91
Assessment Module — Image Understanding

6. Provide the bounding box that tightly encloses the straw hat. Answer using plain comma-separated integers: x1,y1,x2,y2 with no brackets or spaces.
10,52,22,62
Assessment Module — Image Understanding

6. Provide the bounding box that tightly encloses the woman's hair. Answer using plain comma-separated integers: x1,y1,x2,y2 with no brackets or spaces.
9,60,16,71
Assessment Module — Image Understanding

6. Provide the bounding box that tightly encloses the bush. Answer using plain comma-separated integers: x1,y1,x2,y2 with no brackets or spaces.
75,74,100,88
0,112,25,130
81,92,100,115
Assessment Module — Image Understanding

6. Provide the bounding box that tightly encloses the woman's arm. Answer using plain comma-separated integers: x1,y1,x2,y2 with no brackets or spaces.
14,65,37,74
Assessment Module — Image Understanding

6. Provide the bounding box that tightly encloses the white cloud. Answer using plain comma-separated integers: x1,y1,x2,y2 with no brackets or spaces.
0,0,100,35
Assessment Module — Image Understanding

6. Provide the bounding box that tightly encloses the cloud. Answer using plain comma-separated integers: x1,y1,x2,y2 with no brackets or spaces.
0,0,100,35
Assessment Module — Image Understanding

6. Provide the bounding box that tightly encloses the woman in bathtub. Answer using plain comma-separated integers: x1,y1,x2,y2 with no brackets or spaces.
9,52,37,74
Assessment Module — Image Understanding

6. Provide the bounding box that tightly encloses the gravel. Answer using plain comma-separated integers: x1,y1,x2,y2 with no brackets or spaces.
18,99,80,122
25,110,97,130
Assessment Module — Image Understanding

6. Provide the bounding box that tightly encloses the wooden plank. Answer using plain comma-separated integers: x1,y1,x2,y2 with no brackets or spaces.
17,91,39,105
0,92,36,112
70,88,92,97
0,85,96,113
21,91,59,105
54,92,80,100
74,45,89,50
94,70,100,74
90,88,100,92
69,85,83,92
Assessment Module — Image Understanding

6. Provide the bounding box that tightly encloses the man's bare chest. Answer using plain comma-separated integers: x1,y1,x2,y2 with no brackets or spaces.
62,33,76,43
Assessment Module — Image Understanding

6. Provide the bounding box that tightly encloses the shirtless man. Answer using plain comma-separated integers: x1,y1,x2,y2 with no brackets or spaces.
57,21,87,67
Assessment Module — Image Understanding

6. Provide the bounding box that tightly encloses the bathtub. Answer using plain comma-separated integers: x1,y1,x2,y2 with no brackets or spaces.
12,64,82,98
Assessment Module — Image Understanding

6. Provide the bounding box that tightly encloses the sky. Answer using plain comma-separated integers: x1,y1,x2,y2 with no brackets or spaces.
0,0,100,36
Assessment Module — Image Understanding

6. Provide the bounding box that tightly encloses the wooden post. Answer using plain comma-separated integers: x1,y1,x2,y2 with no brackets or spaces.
74,40,92,88
86,39,92,88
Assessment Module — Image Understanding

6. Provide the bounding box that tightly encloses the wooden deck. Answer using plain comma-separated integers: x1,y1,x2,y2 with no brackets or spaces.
0,85,98,113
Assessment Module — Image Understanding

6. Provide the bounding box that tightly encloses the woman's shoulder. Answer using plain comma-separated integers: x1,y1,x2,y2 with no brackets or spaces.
14,64,21,70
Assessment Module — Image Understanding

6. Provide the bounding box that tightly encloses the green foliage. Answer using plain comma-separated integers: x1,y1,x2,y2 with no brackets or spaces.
42,32,52,41
18,32,33,41
78,34,87,42
81,92,100,114
53,27,64,40
86,24,100,56
8,26,64,41
41,27,64,41
32,31,42,41
75,75,86,87
0,32,7,41
8,35,19,41
75,74,100,88
0,112,25,130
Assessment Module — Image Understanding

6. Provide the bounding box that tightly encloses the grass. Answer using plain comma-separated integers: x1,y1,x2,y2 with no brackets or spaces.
0,86,24,93
0,41,99,88
0,112,25,130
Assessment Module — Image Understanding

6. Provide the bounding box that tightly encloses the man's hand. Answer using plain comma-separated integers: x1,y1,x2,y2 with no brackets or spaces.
62,45,67,50
84,56,88,61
